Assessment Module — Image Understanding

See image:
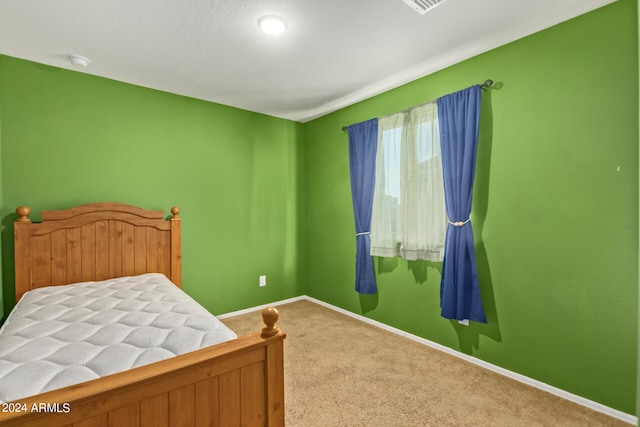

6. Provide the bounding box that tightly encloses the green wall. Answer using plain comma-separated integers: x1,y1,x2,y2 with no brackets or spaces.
303,0,638,415
0,55,306,318
0,0,637,417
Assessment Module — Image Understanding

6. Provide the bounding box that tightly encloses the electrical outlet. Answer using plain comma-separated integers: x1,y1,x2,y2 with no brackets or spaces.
458,319,469,326
259,275,267,287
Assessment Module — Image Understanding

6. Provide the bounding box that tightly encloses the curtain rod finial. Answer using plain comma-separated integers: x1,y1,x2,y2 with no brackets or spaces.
481,79,494,90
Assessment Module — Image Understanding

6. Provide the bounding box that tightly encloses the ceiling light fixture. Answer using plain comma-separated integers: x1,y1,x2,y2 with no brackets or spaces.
258,15,287,35
68,54,90,67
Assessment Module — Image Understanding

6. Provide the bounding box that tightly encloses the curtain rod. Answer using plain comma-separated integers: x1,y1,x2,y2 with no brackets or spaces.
341,79,494,132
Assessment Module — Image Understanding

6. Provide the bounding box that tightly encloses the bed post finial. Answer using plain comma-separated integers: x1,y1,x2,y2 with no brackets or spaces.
171,206,180,218
15,206,31,223
261,307,280,338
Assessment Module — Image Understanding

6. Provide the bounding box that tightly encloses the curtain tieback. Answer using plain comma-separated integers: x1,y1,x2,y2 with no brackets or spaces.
356,231,370,236
448,218,470,227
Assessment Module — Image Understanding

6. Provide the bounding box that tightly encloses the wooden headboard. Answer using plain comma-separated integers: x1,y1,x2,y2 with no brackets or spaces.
13,202,182,302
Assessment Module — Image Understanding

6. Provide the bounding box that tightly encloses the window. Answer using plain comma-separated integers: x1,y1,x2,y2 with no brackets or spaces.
369,101,446,261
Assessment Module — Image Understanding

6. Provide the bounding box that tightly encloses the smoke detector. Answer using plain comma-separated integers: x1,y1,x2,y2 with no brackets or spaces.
68,55,90,67
401,0,448,15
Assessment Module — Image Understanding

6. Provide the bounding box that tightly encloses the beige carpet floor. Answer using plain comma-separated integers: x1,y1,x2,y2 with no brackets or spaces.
221,300,630,427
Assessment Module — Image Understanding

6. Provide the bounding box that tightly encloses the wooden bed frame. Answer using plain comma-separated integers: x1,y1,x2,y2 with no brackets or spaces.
1,202,285,427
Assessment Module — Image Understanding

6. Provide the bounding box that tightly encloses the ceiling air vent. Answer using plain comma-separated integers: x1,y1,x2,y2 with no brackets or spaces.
401,0,448,15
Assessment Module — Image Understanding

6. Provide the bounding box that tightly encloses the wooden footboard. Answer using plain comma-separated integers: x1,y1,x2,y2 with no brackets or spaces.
0,308,285,427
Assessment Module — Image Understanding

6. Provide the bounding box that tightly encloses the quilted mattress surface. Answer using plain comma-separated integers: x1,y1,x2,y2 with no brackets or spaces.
0,273,237,403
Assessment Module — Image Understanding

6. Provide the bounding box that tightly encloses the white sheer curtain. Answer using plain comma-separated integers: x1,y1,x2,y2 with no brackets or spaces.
370,101,447,261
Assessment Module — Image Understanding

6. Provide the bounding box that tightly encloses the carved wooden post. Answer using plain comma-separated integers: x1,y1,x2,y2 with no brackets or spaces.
170,206,182,287
14,206,32,302
260,306,284,425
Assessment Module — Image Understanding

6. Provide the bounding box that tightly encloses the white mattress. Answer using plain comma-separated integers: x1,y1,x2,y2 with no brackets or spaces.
0,273,237,403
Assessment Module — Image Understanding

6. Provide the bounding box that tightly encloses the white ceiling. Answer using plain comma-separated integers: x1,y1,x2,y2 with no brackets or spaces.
0,0,616,123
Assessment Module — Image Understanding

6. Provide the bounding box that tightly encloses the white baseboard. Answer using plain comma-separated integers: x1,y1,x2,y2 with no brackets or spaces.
219,295,637,425
216,295,306,319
